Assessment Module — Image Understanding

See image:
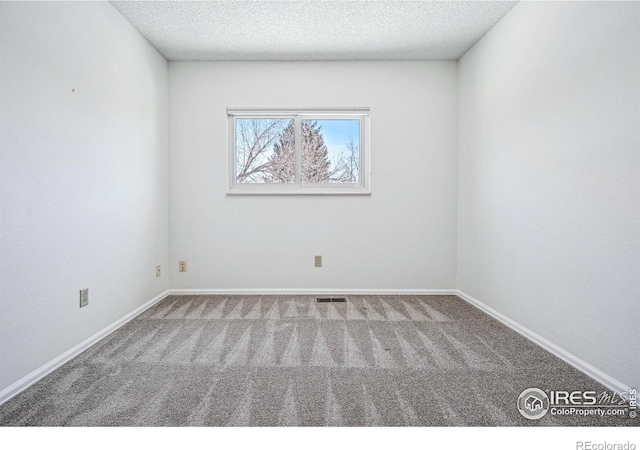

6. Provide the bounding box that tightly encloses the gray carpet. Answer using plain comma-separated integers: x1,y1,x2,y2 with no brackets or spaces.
0,295,636,426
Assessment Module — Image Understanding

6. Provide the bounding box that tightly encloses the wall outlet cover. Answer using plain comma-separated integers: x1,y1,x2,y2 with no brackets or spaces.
80,288,89,308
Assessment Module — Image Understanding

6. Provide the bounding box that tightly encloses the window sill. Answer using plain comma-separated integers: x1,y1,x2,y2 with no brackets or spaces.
226,185,371,196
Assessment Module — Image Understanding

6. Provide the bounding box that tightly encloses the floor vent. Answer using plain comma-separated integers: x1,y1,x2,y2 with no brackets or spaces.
316,297,347,303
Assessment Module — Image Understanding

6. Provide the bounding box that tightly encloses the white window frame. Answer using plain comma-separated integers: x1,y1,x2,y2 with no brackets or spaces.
227,108,370,195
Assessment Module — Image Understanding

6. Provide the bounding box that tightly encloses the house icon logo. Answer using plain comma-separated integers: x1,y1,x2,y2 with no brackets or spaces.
525,395,543,411
517,388,550,420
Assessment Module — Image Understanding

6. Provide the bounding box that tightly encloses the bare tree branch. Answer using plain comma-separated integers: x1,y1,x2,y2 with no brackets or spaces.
235,119,289,183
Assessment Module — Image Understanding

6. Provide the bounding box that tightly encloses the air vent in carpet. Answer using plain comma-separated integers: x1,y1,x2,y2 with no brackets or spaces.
316,297,347,303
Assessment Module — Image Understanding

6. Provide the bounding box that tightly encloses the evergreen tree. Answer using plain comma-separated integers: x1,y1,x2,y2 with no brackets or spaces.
266,120,296,183
266,120,330,183
301,120,330,183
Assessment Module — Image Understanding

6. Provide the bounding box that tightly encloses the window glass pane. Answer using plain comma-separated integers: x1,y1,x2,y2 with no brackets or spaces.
301,119,360,184
235,118,294,183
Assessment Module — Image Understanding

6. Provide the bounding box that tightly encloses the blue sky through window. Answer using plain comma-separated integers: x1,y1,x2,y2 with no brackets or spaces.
313,119,360,160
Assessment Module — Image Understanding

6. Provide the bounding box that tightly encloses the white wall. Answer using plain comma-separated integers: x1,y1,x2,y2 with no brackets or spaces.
0,2,169,393
457,2,639,388
169,62,458,290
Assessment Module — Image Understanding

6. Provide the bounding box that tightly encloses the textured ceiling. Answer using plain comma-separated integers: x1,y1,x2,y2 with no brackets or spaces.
110,1,518,61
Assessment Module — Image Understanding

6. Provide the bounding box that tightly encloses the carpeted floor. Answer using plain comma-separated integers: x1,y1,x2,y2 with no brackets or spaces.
0,295,636,426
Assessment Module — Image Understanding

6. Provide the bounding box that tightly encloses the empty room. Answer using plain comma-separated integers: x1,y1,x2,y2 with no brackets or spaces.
0,0,638,442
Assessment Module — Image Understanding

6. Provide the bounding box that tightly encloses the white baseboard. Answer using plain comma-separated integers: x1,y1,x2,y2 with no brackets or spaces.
455,289,631,395
168,288,458,296
0,289,171,406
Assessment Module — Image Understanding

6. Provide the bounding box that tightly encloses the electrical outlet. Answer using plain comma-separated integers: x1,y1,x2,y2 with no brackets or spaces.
79,288,89,308
179,260,187,272
314,255,322,267
156,264,161,278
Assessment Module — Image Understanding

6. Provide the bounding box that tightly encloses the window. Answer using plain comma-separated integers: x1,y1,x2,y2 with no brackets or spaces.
227,108,370,194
